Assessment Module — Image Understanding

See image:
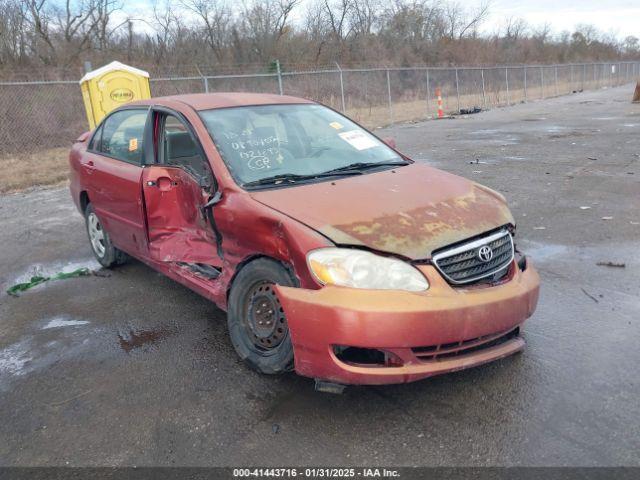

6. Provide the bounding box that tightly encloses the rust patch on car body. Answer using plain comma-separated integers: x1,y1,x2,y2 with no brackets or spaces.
252,163,514,259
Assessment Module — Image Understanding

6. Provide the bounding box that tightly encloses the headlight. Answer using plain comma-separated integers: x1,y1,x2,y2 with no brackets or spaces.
307,248,429,291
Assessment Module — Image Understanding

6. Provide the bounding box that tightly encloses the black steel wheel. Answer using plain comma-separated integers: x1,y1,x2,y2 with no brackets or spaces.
243,281,288,350
227,258,296,374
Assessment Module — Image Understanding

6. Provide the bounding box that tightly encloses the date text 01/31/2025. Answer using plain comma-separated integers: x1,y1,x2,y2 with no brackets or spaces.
232,468,400,478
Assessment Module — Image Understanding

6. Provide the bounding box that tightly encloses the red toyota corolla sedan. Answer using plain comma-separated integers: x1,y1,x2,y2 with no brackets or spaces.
69,93,539,390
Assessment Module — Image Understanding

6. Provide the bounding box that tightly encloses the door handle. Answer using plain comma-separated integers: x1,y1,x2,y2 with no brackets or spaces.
147,176,177,191
84,160,95,174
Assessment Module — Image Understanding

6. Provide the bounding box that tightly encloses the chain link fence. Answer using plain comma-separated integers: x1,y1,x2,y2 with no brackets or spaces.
1,61,638,157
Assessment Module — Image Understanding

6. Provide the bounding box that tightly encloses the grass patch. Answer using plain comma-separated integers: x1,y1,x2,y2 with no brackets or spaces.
0,147,69,193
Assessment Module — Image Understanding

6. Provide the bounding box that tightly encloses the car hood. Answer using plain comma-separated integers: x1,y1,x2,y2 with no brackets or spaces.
250,163,514,260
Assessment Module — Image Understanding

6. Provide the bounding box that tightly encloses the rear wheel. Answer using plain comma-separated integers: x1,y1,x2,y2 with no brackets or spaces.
227,258,296,374
84,203,127,268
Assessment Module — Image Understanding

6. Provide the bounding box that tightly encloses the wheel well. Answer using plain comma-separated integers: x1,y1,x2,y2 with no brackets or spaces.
226,255,298,303
79,191,90,213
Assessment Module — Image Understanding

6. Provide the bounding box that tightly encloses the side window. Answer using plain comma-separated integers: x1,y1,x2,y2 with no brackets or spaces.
98,109,147,164
161,115,209,179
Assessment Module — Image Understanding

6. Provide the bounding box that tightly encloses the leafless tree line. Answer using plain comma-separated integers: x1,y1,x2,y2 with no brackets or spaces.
1,0,638,78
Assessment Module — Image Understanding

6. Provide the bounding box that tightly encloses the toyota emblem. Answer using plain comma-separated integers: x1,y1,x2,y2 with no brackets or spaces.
477,245,493,262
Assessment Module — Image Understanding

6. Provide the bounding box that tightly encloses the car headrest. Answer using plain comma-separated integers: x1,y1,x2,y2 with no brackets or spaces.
166,131,198,159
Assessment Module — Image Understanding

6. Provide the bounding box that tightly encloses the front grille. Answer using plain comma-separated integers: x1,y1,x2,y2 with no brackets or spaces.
432,229,514,285
411,327,520,362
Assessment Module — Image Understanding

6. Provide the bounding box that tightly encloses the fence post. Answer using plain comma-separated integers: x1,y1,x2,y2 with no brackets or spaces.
619,62,622,85
196,65,208,93
554,65,558,96
386,68,393,124
570,64,574,91
335,62,346,112
481,68,486,108
540,66,544,98
455,68,460,113
626,62,630,83
276,59,283,95
426,68,431,117
582,63,586,91
505,67,510,105
523,66,527,102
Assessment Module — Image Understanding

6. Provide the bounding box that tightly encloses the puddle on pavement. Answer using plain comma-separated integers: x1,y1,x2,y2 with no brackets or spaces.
545,125,567,133
521,241,639,270
42,316,90,330
523,242,570,263
0,340,32,378
470,129,502,135
117,328,174,353
0,326,103,390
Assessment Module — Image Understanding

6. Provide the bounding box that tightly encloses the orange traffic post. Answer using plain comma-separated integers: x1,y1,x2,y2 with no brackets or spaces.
435,87,444,118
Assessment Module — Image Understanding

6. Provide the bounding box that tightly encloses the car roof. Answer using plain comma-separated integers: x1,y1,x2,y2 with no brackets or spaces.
130,92,314,111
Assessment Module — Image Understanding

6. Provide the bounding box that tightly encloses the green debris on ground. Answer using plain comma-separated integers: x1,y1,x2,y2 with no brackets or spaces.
6,267,94,297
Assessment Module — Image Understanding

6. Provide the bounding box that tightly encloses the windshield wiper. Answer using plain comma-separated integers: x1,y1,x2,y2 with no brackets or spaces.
242,170,361,188
320,160,409,175
242,160,409,189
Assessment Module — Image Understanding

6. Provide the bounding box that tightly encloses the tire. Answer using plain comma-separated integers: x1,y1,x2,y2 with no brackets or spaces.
84,203,127,268
227,258,297,375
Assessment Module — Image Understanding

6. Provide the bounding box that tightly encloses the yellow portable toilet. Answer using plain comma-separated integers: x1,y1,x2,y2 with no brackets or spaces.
79,61,151,129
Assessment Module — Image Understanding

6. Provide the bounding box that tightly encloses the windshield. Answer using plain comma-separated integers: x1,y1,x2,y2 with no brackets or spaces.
200,104,405,188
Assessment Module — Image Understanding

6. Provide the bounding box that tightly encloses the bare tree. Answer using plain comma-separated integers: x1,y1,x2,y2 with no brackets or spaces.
91,0,124,52
0,0,28,64
181,0,232,62
0,0,631,77
322,0,352,43
240,0,299,62
443,0,491,40
147,0,178,63
350,0,380,37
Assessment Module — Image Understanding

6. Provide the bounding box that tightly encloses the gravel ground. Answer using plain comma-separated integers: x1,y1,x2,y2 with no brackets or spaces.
0,85,638,467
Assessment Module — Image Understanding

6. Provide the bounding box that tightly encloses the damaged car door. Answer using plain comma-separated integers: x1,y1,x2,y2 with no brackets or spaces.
141,110,222,269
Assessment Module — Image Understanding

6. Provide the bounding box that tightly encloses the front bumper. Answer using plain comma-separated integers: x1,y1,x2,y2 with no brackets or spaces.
275,261,539,385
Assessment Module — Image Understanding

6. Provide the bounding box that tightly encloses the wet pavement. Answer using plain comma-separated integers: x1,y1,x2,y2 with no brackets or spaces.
0,85,639,466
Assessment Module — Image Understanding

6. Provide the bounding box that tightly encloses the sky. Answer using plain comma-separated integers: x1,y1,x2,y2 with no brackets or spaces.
481,0,640,39
119,0,640,40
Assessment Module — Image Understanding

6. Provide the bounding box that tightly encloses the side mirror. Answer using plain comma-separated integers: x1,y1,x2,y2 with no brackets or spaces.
383,137,397,149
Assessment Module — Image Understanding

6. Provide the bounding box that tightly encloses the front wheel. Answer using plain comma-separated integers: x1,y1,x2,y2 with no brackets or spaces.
227,258,296,375
84,204,127,268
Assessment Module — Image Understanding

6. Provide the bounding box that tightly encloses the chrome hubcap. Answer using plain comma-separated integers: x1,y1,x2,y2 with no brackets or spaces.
88,213,106,257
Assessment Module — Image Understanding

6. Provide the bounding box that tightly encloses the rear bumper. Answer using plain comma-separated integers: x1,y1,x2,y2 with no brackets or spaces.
275,261,539,385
